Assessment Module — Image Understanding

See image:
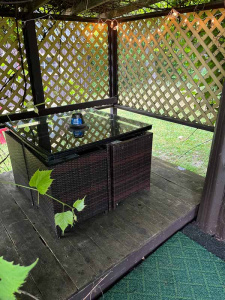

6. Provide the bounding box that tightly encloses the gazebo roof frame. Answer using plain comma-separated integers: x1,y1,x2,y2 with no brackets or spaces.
0,1,224,22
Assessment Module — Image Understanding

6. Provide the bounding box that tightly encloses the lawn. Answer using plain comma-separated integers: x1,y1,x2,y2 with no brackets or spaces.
116,109,213,177
0,110,214,176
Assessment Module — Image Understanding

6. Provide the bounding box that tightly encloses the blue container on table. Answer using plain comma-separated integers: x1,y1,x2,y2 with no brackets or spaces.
71,113,84,126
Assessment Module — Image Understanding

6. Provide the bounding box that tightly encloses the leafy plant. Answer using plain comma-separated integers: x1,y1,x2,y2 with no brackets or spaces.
0,257,38,300
0,171,86,299
28,169,86,234
1,169,86,235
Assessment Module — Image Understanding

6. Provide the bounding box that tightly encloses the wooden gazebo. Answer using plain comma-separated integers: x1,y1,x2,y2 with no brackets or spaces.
0,0,225,299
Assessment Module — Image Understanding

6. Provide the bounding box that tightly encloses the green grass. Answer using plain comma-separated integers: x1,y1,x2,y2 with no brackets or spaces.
0,111,213,176
116,109,213,177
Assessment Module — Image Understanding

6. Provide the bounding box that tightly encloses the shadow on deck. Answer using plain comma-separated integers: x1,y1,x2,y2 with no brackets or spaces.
0,157,204,300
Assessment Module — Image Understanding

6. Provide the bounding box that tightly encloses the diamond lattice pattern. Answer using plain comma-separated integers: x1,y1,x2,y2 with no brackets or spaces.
36,20,109,108
118,9,225,127
0,18,33,116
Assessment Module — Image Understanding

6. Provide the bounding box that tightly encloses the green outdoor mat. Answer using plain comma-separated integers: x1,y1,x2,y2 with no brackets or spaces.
100,232,225,300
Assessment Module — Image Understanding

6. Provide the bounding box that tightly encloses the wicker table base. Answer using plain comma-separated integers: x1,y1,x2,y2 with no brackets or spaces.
6,131,152,237
108,132,152,209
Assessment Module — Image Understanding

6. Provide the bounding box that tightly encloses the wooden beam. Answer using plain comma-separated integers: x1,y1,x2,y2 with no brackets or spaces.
116,105,215,132
0,98,116,124
107,0,161,18
118,1,224,22
72,0,111,15
23,20,45,111
108,21,118,99
38,97,117,116
0,10,101,22
197,83,225,237
108,21,118,115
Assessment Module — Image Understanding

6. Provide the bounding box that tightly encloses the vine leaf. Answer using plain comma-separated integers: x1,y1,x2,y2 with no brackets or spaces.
0,257,38,300
29,169,53,195
34,106,39,114
73,197,86,212
24,102,34,109
73,213,77,222
55,211,74,235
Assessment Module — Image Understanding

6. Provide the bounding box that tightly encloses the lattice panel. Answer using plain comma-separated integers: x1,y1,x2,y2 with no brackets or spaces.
36,20,109,108
118,9,225,127
0,18,33,116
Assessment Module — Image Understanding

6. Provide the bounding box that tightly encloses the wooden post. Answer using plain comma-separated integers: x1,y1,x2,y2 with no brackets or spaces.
108,21,118,115
197,83,225,238
23,20,45,111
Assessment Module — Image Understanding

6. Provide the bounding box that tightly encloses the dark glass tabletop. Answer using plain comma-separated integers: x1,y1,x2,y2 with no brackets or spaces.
6,109,152,164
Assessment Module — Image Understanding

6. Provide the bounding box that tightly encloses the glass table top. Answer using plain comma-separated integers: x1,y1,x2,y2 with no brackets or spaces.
6,109,152,163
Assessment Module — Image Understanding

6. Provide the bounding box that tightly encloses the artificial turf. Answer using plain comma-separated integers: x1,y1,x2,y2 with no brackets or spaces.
100,232,225,300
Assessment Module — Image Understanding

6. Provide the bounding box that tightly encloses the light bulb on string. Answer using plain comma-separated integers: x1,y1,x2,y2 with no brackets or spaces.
195,21,200,30
99,21,103,29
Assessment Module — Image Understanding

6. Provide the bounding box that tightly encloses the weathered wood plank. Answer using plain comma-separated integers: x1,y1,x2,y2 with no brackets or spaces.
2,176,98,290
89,212,140,251
77,218,130,263
151,172,201,207
0,219,42,300
0,154,204,300
69,206,199,300
151,157,204,194
0,180,76,300
153,157,205,182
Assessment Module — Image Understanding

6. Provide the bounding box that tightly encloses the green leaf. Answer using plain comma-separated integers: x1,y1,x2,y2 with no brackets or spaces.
0,257,38,300
34,107,39,114
24,102,34,109
29,169,53,195
73,197,86,212
55,211,74,234
73,213,77,222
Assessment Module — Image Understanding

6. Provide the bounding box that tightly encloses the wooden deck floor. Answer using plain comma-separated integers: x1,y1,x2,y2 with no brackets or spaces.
0,157,205,300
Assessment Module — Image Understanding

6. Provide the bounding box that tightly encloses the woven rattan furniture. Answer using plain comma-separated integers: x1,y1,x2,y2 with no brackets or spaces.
6,109,152,237
108,132,153,209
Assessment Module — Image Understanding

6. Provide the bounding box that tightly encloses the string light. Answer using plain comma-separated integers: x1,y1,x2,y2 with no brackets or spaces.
97,18,119,31
137,8,221,45
172,9,178,17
